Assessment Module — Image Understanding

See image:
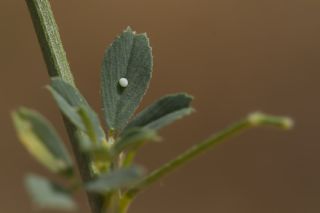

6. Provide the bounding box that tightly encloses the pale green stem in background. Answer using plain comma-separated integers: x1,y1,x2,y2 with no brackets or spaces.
123,112,293,210
25,0,103,212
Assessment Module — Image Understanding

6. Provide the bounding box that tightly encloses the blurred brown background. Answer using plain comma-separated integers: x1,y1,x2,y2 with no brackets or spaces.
1,0,319,212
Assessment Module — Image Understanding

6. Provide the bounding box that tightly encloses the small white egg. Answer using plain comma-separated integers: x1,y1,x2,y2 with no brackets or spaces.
119,78,128,88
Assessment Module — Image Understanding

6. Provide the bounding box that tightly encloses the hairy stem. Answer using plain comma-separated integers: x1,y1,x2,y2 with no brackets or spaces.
25,0,103,212
25,0,74,85
125,112,293,200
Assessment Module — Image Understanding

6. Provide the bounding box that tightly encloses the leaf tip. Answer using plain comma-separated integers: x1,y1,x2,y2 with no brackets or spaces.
125,26,133,33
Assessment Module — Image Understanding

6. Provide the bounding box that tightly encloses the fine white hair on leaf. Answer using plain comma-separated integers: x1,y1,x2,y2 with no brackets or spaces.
119,78,129,88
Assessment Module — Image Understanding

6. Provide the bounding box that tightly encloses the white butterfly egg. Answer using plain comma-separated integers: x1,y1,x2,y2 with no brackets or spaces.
119,78,129,88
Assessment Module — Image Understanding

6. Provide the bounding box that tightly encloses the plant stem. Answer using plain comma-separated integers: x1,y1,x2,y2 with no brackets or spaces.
125,112,293,200
25,0,103,212
25,0,74,85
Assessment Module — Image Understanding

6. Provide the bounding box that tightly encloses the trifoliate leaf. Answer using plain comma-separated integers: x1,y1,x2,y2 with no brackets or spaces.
124,93,194,132
86,166,145,193
25,174,76,211
101,27,153,132
12,108,73,176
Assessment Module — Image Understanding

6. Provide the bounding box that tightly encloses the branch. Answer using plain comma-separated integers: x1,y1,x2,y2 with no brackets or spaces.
125,112,293,199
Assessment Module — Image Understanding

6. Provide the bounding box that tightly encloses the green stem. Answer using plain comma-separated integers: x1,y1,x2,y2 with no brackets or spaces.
125,112,293,200
119,196,131,213
25,0,74,85
25,0,103,212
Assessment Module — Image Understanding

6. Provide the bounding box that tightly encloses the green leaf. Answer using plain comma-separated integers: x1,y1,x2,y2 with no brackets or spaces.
47,86,86,131
86,166,145,193
50,77,88,106
77,106,106,144
48,78,106,144
124,93,194,131
12,108,73,176
112,128,159,155
25,174,76,211
101,27,153,132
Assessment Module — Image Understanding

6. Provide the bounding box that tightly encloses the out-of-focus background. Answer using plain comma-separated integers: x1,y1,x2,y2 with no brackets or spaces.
1,0,319,212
